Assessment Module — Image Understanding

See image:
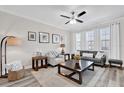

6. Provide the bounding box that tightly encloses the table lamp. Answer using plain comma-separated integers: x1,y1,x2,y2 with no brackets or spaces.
60,44,65,54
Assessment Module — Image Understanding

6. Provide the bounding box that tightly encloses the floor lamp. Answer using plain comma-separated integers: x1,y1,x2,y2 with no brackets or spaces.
0,36,16,78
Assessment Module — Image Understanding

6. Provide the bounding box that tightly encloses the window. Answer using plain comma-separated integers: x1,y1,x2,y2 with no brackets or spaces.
100,27,110,50
86,31,95,50
75,33,81,50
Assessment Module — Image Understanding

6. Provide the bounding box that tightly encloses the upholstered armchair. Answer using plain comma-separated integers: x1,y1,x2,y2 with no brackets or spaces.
46,51,64,66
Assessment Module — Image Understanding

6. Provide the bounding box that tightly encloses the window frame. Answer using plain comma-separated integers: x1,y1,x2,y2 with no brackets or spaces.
100,27,111,51
75,32,81,50
86,31,95,50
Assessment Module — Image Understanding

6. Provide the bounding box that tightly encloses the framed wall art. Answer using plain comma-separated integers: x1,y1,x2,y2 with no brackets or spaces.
28,31,36,41
39,32,50,43
52,34,60,44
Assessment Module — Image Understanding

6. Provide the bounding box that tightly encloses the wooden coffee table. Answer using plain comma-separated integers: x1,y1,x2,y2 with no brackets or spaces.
58,60,94,84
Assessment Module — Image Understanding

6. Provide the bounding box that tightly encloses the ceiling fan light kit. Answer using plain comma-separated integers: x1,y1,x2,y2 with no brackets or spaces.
60,11,86,24
70,19,76,24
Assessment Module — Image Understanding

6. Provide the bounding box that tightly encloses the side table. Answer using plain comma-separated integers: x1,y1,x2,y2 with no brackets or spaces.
32,56,48,71
64,53,75,61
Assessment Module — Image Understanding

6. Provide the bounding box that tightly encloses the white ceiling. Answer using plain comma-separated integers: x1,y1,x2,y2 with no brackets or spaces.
0,5,124,32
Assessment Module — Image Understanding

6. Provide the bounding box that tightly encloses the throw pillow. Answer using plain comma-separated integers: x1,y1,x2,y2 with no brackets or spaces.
6,60,23,71
51,50,59,58
95,52,104,59
54,51,59,58
48,51,56,57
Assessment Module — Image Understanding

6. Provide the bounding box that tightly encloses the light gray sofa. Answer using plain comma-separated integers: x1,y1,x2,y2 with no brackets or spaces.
79,50,106,67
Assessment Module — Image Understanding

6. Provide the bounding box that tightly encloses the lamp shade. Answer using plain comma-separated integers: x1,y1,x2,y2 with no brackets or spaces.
7,37,21,46
60,44,65,47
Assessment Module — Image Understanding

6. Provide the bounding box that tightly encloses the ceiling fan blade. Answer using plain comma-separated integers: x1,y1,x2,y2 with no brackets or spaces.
76,19,83,23
65,21,70,24
77,11,86,17
60,15,70,19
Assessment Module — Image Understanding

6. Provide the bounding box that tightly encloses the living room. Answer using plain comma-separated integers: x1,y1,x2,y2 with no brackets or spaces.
0,0,124,92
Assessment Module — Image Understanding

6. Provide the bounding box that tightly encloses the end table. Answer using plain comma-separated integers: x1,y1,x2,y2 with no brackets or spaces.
32,56,48,71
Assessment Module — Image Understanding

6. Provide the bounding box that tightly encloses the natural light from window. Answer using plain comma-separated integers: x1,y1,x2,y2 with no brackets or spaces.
75,33,81,50
86,31,95,50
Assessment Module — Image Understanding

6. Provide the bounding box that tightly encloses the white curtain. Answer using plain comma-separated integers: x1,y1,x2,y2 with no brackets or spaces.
110,23,120,59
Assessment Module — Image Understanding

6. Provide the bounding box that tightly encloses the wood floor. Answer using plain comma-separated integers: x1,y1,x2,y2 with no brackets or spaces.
0,69,41,87
0,66,124,87
31,66,124,87
93,66,124,87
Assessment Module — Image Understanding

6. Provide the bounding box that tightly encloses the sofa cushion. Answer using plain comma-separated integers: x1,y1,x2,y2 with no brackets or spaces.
91,58,101,63
55,58,64,62
81,57,90,60
81,57,101,63
83,53,93,58
48,57,64,66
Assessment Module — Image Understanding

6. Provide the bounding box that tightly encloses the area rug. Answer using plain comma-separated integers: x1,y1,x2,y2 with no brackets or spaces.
31,66,105,87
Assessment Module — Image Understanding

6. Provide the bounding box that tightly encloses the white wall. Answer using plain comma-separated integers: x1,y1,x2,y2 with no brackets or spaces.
0,11,71,67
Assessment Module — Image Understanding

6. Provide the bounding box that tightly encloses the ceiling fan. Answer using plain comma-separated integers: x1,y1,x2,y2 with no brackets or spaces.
60,11,86,24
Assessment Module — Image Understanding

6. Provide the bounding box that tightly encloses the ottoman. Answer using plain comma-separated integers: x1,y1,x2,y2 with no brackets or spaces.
108,59,123,69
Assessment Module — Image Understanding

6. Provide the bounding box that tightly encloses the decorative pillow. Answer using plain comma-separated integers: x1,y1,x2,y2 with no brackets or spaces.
51,50,59,58
95,52,104,59
5,64,12,71
83,53,93,58
54,51,59,58
6,60,23,71
48,51,56,57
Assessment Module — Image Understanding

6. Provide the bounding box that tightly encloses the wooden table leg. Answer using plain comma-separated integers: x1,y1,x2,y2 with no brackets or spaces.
58,65,61,74
35,60,38,71
120,64,122,70
41,60,43,68
64,54,70,61
92,63,94,71
45,58,48,68
109,63,111,68
79,72,82,84
32,59,35,69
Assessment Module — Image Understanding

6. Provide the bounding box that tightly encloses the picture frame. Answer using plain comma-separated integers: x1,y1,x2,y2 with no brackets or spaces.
28,31,36,41
39,32,50,43
60,35,64,43
52,34,60,44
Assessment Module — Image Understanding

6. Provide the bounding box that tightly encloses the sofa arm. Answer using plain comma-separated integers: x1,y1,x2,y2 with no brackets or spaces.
101,55,106,66
47,56,55,60
59,55,64,59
